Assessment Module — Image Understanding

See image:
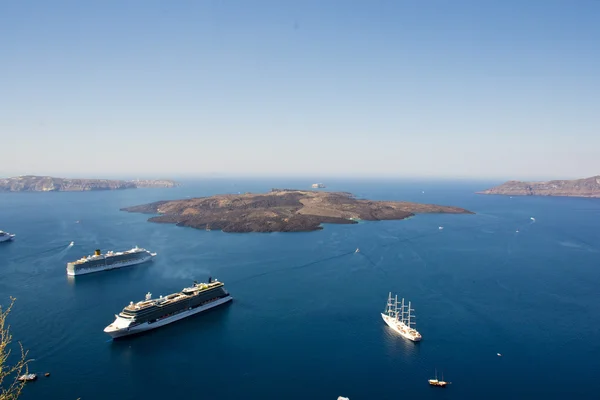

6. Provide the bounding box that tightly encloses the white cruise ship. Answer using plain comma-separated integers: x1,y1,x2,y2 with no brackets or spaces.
0,230,15,243
66,246,156,276
381,292,422,342
104,278,232,339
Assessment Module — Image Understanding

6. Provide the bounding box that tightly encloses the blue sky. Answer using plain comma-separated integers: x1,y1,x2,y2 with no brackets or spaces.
1,0,599,180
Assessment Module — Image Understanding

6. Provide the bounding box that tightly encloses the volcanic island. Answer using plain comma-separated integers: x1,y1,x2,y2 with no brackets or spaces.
121,189,474,233
477,175,600,198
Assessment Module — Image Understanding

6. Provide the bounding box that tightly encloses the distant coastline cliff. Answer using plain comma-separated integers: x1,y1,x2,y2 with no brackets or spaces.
477,175,600,198
0,175,179,192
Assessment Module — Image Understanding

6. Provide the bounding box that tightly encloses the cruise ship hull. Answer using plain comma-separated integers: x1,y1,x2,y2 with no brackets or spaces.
381,313,422,342
67,253,156,276
104,295,232,339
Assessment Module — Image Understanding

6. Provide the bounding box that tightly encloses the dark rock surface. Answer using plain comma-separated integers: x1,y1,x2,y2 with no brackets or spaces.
122,189,474,233
477,176,600,198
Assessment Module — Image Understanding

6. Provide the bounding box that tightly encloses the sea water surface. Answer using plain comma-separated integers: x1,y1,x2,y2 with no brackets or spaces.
1,179,599,399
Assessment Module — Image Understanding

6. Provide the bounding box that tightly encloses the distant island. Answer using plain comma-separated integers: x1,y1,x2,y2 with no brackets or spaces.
477,175,600,198
0,175,179,192
121,189,474,233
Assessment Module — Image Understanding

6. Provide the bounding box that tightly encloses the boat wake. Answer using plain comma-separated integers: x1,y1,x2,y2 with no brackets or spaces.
54,241,75,259
10,242,75,262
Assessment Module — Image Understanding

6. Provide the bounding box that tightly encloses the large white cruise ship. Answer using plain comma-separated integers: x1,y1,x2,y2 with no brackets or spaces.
0,230,15,243
104,278,232,339
381,292,422,342
66,246,156,276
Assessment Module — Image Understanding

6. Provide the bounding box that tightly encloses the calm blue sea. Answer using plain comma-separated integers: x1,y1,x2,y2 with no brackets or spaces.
1,179,599,400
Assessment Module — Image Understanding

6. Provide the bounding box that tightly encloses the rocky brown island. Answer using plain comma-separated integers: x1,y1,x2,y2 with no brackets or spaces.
121,189,474,233
477,175,600,198
0,175,178,192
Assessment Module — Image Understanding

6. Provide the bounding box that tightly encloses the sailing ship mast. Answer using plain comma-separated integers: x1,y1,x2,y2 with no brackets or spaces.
407,301,416,327
400,298,407,324
386,292,394,317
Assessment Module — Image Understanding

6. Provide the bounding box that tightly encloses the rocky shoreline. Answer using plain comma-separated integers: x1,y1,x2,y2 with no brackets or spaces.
0,176,178,192
477,175,600,198
122,189,474,233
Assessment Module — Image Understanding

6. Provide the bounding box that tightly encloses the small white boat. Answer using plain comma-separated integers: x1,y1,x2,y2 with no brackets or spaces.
439,226,444,230
18,373,37,382
530,217,535,222
355,248,360,253
428,369,448,387
0,230,15,243
497,353,502,357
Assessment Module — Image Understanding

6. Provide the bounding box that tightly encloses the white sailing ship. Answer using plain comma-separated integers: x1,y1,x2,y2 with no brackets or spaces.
381,292,422,342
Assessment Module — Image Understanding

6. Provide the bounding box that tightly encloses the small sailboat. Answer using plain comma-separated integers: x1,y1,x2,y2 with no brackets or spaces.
355,248,360,253
428,369,448,387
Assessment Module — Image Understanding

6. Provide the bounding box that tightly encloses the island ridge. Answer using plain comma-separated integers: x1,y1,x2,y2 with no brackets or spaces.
121,189,474,233
0,176,178,192
477,175,600,198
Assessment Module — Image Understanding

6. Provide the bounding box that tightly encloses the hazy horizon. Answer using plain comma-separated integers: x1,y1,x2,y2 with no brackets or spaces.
2,1,599,179
1,171,598,183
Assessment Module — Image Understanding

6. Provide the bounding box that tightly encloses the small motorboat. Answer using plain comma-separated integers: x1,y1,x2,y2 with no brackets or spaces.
18,373,37,382
0,230,16,243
